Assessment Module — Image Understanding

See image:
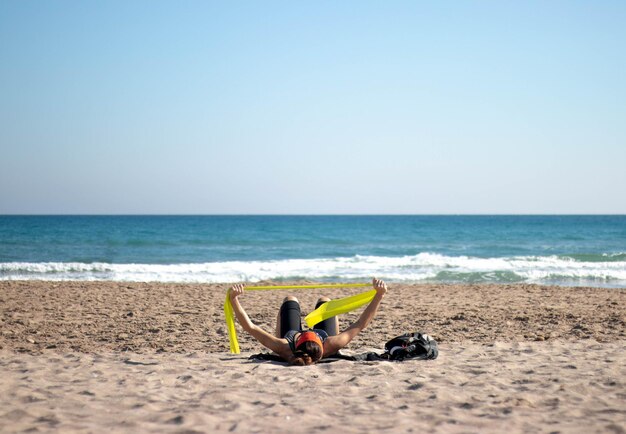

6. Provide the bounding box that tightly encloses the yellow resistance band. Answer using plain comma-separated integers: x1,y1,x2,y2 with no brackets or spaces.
224,283,375,354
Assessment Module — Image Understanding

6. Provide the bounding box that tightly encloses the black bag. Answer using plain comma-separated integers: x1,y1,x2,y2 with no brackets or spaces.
383,332,438,361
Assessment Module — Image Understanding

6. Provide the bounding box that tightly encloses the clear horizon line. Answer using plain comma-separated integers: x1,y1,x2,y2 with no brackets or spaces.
1,213,625,217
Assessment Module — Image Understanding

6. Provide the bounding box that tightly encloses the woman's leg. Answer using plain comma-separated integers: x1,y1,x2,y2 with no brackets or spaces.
275,296,302,338
311,296,339,336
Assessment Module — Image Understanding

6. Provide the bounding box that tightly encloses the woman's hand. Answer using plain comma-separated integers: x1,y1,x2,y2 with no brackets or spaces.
229,283,245,300
373,278,388,296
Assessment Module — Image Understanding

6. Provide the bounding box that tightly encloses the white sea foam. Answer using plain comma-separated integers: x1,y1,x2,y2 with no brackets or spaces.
1,253,625,287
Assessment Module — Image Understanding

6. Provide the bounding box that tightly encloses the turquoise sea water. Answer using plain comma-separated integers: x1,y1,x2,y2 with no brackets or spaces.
1,215,625,287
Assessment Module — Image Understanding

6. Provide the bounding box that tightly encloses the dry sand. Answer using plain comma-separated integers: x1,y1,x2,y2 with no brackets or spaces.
1,281,625,433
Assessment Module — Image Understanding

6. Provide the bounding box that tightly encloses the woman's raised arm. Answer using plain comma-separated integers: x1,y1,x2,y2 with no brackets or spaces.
229,284,288,355
323,278,388,354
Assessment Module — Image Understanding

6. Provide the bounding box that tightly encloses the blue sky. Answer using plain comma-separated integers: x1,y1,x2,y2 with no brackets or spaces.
1,1,624,214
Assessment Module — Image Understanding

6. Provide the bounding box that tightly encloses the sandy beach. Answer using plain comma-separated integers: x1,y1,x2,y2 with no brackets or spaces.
1,281,625,433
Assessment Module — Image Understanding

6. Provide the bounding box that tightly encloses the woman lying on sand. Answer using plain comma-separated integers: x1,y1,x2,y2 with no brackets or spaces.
229,278,388,365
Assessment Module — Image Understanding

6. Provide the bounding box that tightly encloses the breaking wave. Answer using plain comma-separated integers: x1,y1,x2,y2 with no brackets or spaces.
1,253,625,287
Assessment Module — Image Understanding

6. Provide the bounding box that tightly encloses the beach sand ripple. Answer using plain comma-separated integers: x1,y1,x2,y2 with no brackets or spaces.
0,281,624,433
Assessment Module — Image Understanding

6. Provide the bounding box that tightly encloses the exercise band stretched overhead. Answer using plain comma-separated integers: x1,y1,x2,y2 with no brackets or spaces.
224,283,376,354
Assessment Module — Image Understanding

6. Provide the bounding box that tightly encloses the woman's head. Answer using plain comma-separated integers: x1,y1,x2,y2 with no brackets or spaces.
289,331,324,366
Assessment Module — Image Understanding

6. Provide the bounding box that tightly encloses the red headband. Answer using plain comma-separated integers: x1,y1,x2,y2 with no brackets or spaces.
295,331,323,352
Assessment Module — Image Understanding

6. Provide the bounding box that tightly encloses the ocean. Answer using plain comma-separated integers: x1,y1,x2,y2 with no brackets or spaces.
1,215,625,287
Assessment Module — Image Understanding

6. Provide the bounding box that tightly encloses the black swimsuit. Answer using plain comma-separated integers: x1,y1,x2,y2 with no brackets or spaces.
279,299,337,353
